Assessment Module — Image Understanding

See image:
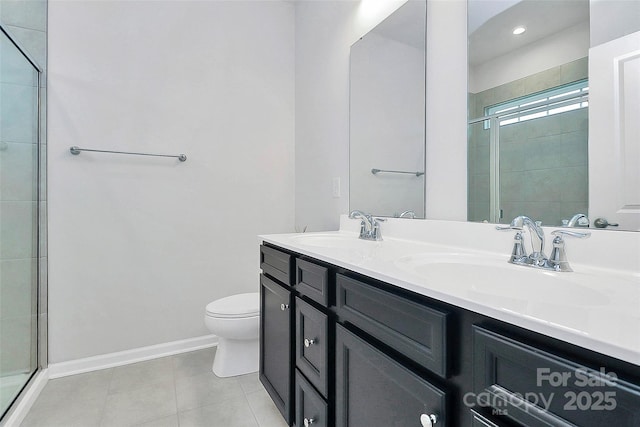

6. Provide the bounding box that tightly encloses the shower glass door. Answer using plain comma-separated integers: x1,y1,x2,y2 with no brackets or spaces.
0,27,40,417
468,80,589,226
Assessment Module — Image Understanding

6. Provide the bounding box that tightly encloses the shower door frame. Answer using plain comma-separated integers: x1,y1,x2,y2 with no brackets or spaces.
0,21,47,422
468,90,590,224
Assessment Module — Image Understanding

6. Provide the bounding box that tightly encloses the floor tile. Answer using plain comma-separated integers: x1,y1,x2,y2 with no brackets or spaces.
172,347,215,380
246,387,289,427
133,413,179,427
20,349,280,427
21,369,112,427
175,371,245,412
238,372,262,395
178,395,259,427
100,380,176,427
108,357,173,394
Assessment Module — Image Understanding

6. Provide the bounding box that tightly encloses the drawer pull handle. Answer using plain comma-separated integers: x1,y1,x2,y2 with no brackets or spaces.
280,303,289,311
303,417,314,427
304,338,316,348
420,414,437,427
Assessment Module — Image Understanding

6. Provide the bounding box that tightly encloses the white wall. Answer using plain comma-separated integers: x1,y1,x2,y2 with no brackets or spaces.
590,0,640,47
48,1,295,362
424,0,468,221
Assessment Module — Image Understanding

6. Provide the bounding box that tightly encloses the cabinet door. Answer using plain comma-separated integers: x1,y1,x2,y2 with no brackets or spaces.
335,324,447,427
260,274,293,424
295,297,329,397
295,369,329,427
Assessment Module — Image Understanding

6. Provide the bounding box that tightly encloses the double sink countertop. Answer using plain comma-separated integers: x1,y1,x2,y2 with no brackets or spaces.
260,217,640,366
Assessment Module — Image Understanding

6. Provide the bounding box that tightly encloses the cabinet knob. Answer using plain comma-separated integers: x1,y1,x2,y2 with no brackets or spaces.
280,303,289,311
420,414,437,427
304,338,316,348
303,417,314,427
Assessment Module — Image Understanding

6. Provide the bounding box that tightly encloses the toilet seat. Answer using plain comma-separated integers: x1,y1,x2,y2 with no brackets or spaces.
206,292,259,318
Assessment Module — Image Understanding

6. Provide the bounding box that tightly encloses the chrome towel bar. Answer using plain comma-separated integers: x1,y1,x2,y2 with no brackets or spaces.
70,146,187,162
371,168,424,177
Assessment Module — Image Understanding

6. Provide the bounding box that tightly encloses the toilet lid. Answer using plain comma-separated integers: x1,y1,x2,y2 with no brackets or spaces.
206,292,260,318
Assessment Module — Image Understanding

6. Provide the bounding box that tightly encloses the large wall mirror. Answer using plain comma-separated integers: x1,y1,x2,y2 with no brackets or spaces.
468,0,590,227
349,0,426,218
468,0,640,231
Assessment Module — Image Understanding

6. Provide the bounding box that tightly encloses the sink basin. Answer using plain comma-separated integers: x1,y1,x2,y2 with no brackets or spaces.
395,253,610,307
290,233,365,249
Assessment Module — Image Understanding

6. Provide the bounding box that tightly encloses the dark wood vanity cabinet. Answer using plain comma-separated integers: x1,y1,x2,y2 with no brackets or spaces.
260,243,640,427
260,245,295,424
335,324,447,427
260,273,293,424
473,327,640,427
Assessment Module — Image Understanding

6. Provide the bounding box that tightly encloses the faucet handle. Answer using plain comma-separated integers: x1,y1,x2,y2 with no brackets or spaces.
551,230,591,239
496,224,522,231
547,229,590,272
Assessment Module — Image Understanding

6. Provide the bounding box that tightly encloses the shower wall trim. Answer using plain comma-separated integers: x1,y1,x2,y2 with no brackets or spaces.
0,370,49,427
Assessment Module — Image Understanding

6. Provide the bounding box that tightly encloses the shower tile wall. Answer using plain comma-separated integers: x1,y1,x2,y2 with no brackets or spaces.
0,0,47,380
468,58,588,226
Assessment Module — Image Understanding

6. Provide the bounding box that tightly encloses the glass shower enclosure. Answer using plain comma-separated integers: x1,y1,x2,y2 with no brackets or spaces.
468,78,589,227
0,25,42,418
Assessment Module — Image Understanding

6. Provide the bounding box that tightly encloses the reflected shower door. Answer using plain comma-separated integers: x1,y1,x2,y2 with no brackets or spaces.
0,28,40,417
498,108,589,227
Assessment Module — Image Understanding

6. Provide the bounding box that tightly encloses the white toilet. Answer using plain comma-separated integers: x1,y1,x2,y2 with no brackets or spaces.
204,292,260,377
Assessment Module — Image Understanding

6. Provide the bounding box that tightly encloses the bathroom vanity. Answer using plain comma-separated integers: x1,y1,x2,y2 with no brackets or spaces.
258,218,640,427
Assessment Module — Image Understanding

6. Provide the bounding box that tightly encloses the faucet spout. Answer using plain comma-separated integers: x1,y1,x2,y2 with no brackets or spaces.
567,213,589,227
348,210,372,230
510,216,545,261
398,210,416,219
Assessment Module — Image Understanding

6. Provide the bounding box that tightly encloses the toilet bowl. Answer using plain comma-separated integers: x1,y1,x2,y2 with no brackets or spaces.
204,292,260,377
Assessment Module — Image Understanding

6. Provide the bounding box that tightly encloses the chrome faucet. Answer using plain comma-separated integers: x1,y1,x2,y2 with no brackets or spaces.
398,210,416,219
498,216,546,264
567,213,590,228
349,210,385,241
497,216,589,271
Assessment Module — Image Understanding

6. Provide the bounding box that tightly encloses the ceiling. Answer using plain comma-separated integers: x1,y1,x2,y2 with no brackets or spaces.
468,0,590,66
371,0,426,50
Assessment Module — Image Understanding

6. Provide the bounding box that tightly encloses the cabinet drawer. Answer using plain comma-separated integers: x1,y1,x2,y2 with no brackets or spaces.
260,245,294,286
470,411,501,427
295,369,329,427
336,324,447,427
296,258,330,306
295,297,329,397
336,274,448,377
473,326,640,427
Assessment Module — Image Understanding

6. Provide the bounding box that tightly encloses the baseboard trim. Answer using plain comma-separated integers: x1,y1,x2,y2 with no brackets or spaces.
48,334,218,379
1,369,49,427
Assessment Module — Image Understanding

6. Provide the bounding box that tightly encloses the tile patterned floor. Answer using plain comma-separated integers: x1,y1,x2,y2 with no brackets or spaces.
21,348,288,427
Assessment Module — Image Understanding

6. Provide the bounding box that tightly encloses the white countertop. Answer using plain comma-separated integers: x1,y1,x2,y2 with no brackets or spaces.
260,219,640,366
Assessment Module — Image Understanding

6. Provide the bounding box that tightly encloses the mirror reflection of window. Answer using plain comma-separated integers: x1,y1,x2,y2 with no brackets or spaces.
467,0,590,227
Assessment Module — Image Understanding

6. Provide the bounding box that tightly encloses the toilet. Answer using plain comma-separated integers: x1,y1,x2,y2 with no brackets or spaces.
204,292,260,377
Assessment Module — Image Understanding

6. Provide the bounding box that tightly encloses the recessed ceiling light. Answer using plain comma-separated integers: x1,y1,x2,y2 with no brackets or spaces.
513,26,526,35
